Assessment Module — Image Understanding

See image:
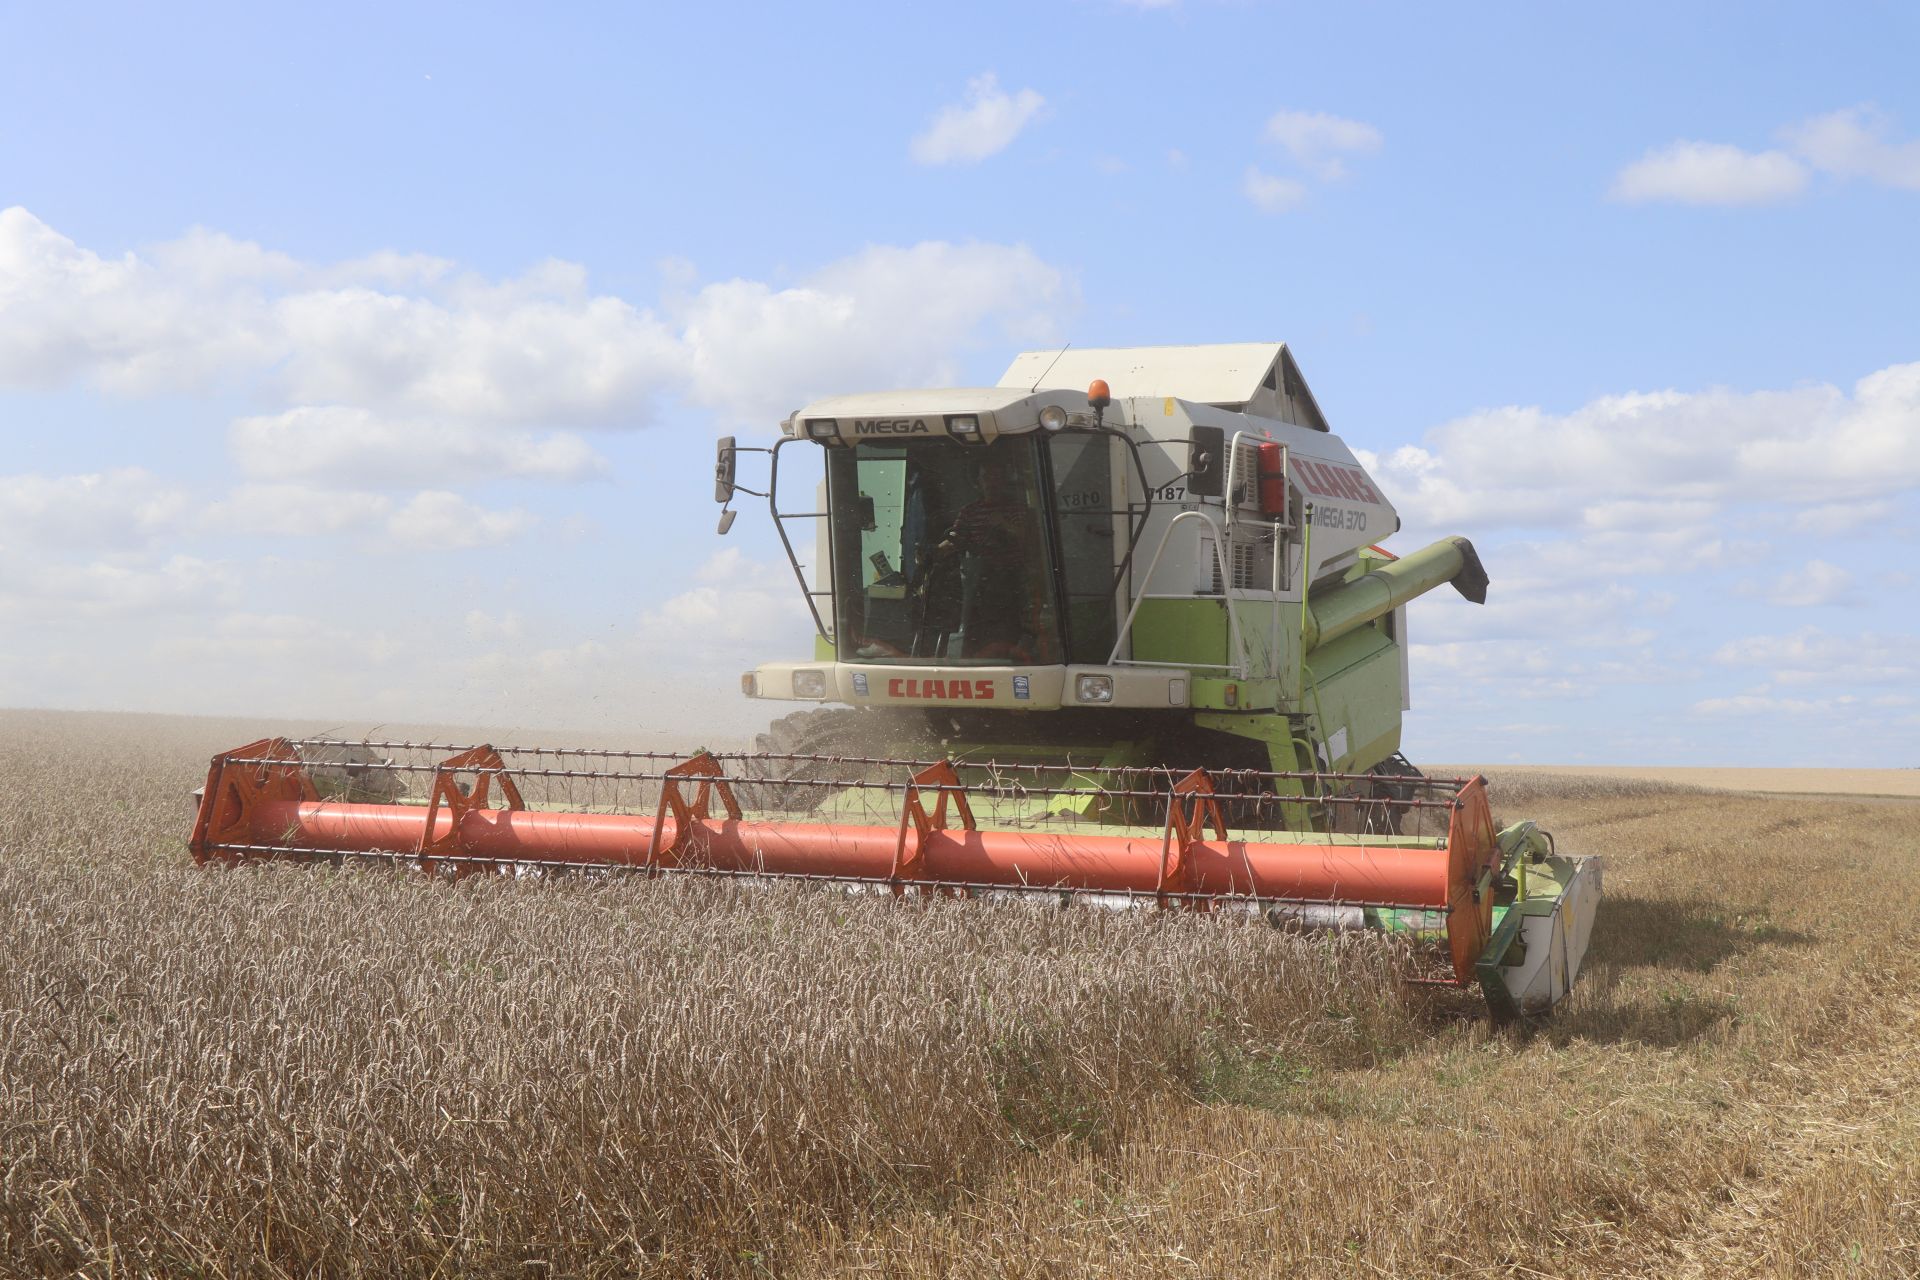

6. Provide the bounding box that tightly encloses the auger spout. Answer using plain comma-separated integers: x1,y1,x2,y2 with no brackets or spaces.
1302,536,1489,654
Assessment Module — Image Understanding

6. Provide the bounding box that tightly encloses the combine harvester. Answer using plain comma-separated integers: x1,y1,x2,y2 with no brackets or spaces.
189,344,1599,1020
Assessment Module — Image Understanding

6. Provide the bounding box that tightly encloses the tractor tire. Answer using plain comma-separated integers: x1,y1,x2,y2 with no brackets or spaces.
1360,753,1426,836
741,707,933,814
752,707,874,758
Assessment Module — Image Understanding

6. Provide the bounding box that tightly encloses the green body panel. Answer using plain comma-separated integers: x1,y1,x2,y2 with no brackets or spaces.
1190,711,1311,774
1130,598,1229,668
1299,625,1403,772
1191,677,1280,710
1187,711,1317,827
1121,548,1423,776
813,633,835,662
1183,625,1399,776
1128,600,1307,705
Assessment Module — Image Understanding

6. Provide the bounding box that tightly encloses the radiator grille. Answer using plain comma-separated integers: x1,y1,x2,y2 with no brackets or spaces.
1207,530,1276,593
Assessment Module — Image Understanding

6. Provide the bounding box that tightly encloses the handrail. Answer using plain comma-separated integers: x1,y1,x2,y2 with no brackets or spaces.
767,436,832,639
1221,430,1294,683
1106,509,1244,677
1222,430,1249,533
1220,429,1294,533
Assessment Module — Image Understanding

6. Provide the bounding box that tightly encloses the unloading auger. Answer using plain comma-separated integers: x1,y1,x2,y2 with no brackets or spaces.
188,342,1602,1019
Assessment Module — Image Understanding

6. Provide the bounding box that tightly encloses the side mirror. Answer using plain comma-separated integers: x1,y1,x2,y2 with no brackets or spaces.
714,435,737,503
1187,425,1225,497
716,509,737,535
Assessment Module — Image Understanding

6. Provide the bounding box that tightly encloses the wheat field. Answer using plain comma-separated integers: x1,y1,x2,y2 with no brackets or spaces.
1471,764,1920,801
1,709,1916,1277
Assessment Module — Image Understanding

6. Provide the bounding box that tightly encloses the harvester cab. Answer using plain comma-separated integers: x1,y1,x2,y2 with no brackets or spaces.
190,343,1600,1022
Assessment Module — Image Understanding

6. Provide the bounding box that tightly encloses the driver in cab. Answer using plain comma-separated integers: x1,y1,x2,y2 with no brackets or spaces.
911,452,1045,661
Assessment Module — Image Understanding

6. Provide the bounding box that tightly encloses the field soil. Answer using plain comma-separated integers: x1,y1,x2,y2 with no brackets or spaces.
2,709,1916,1277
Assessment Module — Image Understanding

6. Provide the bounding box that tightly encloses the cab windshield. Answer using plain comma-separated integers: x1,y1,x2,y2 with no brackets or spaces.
827,438,1063,665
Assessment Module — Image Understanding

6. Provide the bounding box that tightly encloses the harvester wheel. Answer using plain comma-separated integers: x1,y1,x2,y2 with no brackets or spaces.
741,708,926,812
1362,753,1425,836
753,707,871,758
300,743,408,804
1320,754,1424,837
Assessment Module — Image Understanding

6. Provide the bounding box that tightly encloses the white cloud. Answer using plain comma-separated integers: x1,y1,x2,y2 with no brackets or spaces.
1369,360,1920,743
1242,109,1380,213
1373,361,1920,536
1262,110,1382,181
1609,141,1808,205
0,209,283,394
200,483,396,537
272,267,685,425
1,208,1076,442
0,208,681,420
1783,106,1920,191
229,407,610,487
322,249,457,289
1513,528,1766,590
0,468,189,546
0,553,235,619
640,548,811,649
385,491,536,550
676,241,1069,425
1749,559,1857,608
1412,577,1679,652
1690,692,1852,717
463,609,525,641
909,73,1045,166
1411,626,1686,704
1578,498,1720,532
1243,167,1308,214
1790,500,1892,537
1412,638,1580,689
1612,107,1920,207
1713,627,1916,687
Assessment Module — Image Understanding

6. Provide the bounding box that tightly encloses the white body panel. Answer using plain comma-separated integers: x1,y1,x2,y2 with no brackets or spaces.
748,661,1191,710
1000,342,1331,431
1115,394,1398,598
1498,857,1604,1015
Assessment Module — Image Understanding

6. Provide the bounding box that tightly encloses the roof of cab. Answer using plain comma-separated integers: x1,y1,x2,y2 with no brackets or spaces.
796,386,1042,419
999,342,1329,432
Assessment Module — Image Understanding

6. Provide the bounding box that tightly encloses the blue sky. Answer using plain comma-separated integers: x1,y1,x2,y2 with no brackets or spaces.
1,1,1915,764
